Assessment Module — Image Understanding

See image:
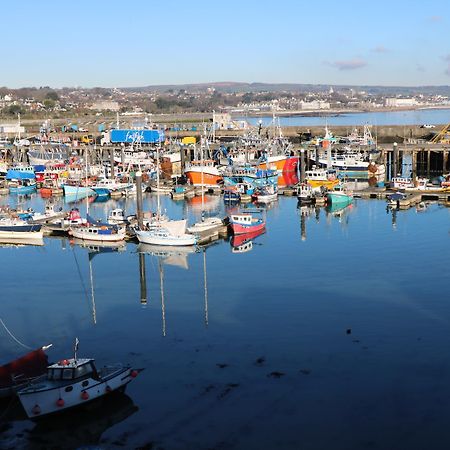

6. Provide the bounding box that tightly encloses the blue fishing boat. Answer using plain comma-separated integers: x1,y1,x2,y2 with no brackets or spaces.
62,184,96,201
6,169,37,194
325,185,353,208
91,187,111,200
222,164,278,192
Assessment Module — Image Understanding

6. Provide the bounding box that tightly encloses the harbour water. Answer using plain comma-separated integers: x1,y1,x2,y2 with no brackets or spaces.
1,193,450,449
241,107,450,127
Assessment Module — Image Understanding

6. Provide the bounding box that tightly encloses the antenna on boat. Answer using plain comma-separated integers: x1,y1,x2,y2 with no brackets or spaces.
74,337,79,362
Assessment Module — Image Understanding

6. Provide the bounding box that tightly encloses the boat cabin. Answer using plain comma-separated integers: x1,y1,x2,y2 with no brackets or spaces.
305,168,337,181
47,358,97,382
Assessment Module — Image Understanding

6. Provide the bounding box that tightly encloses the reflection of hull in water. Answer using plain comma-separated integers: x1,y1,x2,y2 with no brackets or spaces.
0,236,44,246
231,227,265,248
26,392,138,448
325,203,353,215
70,237,127,253
187,194,221,212
231,241,253,253
138,243,197,269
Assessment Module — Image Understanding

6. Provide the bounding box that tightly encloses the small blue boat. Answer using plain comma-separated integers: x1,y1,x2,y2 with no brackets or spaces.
63,184,96,201
92,187,111,199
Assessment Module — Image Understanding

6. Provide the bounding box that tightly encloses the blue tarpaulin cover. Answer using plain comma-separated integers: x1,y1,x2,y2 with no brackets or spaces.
6,170,35,180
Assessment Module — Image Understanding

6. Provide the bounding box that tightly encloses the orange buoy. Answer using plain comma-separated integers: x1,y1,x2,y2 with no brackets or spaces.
81,390,89,400
56,398,65,407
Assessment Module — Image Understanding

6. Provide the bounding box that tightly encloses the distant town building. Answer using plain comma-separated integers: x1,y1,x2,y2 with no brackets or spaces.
90,100,120,111
214,112,248,130
299,100,330,110
385,98,417,108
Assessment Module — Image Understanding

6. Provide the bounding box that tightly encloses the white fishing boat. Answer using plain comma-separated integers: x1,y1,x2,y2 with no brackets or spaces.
0,218,43,239
108,208,128,224
296,183,314,204
187,145,223,234
69,149,126,242
17,340,140,419
136,219,197,246
252,184,278,203
91,177,134,193
136,147,197,246
29,204,66,224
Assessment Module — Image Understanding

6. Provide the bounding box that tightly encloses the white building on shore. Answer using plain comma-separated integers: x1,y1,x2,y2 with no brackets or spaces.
385,98,418,108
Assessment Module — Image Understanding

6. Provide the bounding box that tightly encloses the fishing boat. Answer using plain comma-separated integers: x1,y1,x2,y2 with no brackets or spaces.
27,145,70,166
325,185,353,208
223,186,241,203
304,168,339,191
17,340,141,419
70,215,126,242
187,152,223,233
296,183,314,204
0,218,43,239
136,220,197,246
229,210,265,235
0,345,51,398
62,184,96,201
108,208,128,224
252,184,278,203
6,169,37,194
28,204,66,224
387,191,407,208
185,160,222,187
136,147,197,246
91,177,133,195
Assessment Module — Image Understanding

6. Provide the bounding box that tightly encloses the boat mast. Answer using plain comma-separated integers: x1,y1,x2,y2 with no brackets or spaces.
156,145,161,216
203,247,208,327
159,258,166,337
88,255,97,325
201,125,205,220
85,146,90,216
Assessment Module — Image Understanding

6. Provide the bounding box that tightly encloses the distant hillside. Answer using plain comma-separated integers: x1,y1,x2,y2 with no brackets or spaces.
123,82,450,96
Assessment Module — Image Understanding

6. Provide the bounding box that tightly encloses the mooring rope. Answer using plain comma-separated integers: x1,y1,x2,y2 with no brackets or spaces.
0,317,32,350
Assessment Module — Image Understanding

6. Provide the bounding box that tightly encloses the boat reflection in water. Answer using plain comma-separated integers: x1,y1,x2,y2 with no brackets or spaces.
230,227,265,253
297,203,320,241
70,237,127,254
0,236,44,247
137,243,210,331
137,243,197,270
325,201,354,225
1,392,138,449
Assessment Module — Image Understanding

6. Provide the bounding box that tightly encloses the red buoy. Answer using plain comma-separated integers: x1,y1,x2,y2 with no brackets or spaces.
32,404,41,415
130,370,138,378
56,398,65,407
81,390,89,400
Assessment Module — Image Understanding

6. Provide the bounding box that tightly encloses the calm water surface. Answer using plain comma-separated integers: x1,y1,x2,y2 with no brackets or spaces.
0,193,449,449
242,107,450,127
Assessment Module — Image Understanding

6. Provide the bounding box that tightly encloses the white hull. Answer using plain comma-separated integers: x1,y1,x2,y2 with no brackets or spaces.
0,236,44,246
70,227,126,242
136,230,196,246
253,193,278,203
18,366,133,419
0,230,44,239
187,217,223,234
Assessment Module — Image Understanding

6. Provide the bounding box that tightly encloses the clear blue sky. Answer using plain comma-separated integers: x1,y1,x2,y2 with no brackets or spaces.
3,0,450,88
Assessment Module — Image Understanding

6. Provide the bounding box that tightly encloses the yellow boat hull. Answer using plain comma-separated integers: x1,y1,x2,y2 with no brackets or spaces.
307,179,340,189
